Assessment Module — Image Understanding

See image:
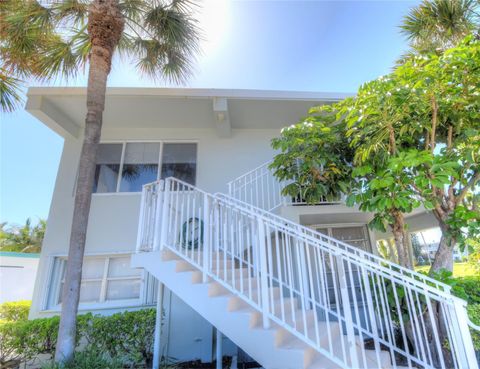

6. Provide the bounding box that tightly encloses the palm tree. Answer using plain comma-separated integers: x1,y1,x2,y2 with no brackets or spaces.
0,1,56,112
1,0,201,363
401,0,479,54
0,218,46,253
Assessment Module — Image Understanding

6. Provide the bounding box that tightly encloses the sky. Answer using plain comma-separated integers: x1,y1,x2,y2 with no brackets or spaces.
0,0,441,242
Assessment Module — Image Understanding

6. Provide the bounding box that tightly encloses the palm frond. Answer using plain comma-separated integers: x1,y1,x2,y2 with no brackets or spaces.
0,0,202,112
119,0,146,23
0,71,23,113
400,0,479,53
50,0,89,26
130,0,201,83
36,32,86,80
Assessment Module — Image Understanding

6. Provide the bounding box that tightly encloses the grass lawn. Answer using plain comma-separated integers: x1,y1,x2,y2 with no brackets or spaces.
415,262,477,277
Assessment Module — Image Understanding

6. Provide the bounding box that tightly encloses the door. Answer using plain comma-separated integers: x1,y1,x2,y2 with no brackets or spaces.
311,225,371,312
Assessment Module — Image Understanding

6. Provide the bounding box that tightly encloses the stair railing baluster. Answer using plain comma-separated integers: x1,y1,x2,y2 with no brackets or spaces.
137,177,480,369
334,252,359,368
257,217,270,329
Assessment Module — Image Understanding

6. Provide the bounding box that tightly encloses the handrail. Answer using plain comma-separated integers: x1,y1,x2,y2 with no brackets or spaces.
137,177,479,369
215,192,452,295
468,319,480,331
227,160,273,187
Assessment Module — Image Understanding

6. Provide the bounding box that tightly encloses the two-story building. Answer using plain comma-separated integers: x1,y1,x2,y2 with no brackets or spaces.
25,87,467,369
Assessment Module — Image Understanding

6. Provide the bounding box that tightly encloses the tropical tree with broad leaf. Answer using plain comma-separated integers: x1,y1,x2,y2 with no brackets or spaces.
391,36,480,272
1,0,201,363
270,36,480,273
337,74,428,269
270,105,354,205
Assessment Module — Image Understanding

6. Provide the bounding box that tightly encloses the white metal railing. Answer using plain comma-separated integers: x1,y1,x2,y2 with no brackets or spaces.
227,160,344,212
137,177,479,369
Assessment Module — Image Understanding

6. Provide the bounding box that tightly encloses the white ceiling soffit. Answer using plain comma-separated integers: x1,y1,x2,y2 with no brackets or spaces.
25,87,353,139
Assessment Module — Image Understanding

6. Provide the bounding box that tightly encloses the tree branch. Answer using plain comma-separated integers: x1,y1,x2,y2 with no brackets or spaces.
447,125,453,149
430,95,438,153
456,171,480,205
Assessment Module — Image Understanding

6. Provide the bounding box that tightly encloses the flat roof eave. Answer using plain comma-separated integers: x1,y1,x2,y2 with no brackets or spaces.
26,86,353,101
25,87,354,139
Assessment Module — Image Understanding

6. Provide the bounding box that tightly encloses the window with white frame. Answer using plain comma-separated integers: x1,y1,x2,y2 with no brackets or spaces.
93,142,197,193
46,255,143,308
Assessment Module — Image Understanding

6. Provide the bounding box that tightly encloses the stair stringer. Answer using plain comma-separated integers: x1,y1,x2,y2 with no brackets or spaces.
131,250,342,369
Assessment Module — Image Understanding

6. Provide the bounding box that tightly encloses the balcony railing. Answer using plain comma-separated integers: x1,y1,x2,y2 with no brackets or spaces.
227,160,343,212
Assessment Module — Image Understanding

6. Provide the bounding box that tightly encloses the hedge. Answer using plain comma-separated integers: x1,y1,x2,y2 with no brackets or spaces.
41,349,124,369
468,304,480,351
83,309,156,366
0,308,156,369
455,276,480,305
0,300,31,322
446,275,480,352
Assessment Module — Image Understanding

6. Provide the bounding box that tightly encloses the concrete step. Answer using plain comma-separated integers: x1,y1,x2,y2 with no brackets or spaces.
308,336,392,369
276,319,341,349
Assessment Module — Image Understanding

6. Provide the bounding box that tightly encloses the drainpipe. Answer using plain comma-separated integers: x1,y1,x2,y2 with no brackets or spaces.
216,328,222,369
153,282,165,369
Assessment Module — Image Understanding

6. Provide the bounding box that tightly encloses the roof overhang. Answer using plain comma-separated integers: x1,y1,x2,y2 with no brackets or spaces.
26,87,353,139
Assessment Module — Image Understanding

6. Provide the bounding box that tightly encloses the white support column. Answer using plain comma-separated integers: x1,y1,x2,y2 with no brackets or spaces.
203,194,211,283
152,282,165,369
216,328,223,369
297,226,311,309
153,181,164,252
135,185,148,252
160,180,171,250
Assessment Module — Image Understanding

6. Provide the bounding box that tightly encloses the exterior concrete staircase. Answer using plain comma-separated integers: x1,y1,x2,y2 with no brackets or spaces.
133,177,478,369
132,249,393,369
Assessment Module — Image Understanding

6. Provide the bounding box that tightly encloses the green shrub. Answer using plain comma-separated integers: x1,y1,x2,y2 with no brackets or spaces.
41,349,123,369
0,300,31,321
455,276,480,305
83,309,156,367
0,321,25,368
0,315,61,367
0,309,157,368
467,304,480,351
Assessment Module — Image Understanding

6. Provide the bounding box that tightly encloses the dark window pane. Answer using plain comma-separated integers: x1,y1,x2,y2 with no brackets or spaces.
119,143,160,192
161,143,197,185
93,144,123,193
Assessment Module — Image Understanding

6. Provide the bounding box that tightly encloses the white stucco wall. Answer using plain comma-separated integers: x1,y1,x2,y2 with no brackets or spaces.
29,126,281,363
0,252,40,303
28,91,439,362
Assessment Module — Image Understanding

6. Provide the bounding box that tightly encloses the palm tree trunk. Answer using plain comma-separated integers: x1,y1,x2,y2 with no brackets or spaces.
54,1,124,363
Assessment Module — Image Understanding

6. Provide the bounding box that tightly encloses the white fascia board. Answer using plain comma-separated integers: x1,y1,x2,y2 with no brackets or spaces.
25,95,80,139
26,86,354,102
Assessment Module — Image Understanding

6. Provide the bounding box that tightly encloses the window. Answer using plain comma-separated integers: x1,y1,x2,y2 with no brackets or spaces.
160,143,197,185
120,143,160,192
314,225,371,252
93,142,197,193
93,144,122,193
47,255,142,308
